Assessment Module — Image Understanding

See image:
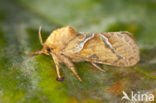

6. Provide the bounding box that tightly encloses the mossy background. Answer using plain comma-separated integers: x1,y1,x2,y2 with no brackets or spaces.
0,0,156,103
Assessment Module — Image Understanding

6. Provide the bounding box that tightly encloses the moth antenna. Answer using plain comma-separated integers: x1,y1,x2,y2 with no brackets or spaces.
27,50,42,57
39,26,44,46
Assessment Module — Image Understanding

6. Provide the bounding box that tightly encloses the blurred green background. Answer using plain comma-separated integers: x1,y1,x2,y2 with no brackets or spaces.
0,0,156,103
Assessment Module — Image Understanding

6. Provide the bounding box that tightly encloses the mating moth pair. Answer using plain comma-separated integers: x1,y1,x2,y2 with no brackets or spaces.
28,26,140,82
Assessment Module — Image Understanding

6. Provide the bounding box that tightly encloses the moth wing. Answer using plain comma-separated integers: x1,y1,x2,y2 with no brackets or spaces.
62,32,139,67
104,32,140,66
62,33,119,66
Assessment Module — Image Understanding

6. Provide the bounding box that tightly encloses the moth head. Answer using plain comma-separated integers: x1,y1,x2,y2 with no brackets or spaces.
41,45,52,56
27,26,52,57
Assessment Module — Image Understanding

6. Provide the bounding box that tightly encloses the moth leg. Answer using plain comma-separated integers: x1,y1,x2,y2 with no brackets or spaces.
70,66,82,82
52,54,64,81
55,63,64,81
60,55,82,82
66,63,82,82
91,62,105,72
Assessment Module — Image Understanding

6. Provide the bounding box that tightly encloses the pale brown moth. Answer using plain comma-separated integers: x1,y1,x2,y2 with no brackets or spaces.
28,26,140,82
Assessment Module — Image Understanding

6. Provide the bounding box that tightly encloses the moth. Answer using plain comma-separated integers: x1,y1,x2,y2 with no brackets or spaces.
28,26,140,82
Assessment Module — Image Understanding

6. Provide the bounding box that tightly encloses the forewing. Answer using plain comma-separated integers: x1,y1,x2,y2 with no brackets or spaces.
63,33,119,66
63,32,139,67
104,32,140,66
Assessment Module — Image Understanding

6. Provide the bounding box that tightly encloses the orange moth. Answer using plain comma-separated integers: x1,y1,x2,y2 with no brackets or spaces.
28,26,140,82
